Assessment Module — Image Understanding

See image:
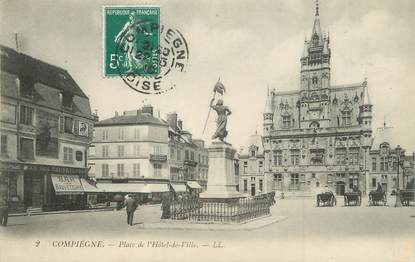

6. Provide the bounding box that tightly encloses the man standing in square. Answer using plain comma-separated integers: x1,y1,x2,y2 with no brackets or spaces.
124,194,138,226
0,180,9,227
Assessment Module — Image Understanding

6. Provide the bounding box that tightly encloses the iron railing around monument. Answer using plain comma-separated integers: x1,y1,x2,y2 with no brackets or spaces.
170,192,276,223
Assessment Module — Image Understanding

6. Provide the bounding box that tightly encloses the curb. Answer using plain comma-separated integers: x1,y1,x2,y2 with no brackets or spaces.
9,208,115,217
138,215,288,231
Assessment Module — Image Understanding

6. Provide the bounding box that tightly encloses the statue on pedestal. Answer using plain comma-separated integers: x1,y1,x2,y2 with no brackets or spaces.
203,78,231,142
210,98,231,142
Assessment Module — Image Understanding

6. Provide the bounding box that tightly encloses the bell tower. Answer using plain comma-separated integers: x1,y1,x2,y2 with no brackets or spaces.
300,0,331,92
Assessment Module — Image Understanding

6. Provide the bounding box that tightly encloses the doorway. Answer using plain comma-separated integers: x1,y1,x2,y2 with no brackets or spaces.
336,181,345,196
23,174,43,208
251,184,256,196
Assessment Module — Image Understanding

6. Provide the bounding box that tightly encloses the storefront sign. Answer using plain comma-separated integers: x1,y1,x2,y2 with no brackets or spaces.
51,174,83,195
78,121,89,137
0,162,86,175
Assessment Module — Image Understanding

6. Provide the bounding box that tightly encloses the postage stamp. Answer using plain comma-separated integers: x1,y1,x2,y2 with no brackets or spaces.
103,5,189,95
103,6,160,77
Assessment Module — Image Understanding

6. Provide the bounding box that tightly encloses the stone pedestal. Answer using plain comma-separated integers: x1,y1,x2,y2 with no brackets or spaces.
200,141,244,202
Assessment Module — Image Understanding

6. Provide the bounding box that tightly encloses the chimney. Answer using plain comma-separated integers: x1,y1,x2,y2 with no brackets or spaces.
114,111,119,117
193,139,205,148
92,109,99,122
142,105,154,116
167,112,178,130
177,119,183,130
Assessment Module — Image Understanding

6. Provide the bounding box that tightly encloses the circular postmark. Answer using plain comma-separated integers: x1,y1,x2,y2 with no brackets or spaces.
114,19,189,95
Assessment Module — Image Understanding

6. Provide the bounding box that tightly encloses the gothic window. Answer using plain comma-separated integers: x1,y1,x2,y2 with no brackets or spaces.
342,110,352,125
312,76,318,85
380,157,389,172
282,116,291,129
349,148,359,165
372,157,377,171
274,174,283,190
273,150,282,166
290,150,300,165
290,174,300,190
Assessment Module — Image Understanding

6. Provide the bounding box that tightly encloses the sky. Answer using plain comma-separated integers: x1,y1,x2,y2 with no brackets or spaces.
1,0,415,152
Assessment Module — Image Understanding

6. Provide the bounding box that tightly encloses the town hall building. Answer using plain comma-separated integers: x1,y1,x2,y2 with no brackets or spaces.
262,4,373,195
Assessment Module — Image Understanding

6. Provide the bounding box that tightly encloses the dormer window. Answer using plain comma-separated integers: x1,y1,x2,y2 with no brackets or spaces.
251,150,256,158
60,91,74,109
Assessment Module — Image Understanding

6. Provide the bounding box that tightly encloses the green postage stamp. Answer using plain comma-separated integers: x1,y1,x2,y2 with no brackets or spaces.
103,6,160,77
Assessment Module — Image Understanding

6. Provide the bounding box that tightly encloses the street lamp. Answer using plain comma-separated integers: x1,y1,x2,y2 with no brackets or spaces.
394,145,405,208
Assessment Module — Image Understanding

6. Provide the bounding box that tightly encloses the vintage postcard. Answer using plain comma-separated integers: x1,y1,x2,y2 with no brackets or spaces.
0,0,414,262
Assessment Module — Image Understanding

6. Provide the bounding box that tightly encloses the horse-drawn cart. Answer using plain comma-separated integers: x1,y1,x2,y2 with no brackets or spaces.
368,190,387,206
400,189,415,206
317,191,336,207
344,191,362,206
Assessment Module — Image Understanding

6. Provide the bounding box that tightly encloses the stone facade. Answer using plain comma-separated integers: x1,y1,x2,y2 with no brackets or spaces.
90,107,170,182
0,45,94,212
238,133,266,196
262,6,373,195
166,113,208,191
369,126,415,194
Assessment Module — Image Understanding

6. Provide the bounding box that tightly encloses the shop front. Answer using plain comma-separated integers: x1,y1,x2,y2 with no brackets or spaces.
95,181,170,205
186,181,202,198
1,162,88,212
170,182,188,200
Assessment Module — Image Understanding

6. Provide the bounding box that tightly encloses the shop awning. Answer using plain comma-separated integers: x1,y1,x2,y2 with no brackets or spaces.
80,179,103,193
51,174,84,195
186,181,202,189
148,183,169,192
170,183,187,192
96,183,151,193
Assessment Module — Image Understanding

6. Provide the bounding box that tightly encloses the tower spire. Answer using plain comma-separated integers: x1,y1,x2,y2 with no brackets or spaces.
315,0,319,16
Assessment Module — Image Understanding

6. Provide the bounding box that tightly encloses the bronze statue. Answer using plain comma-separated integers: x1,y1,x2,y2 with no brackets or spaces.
202,78,231,142
210,98,231,141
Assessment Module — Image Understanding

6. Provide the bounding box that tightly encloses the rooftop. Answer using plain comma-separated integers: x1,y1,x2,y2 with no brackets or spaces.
95,114,167,127
0,45,88,98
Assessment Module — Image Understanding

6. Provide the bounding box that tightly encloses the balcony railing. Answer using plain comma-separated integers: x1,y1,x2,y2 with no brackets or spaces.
184,160,198,167
150,154,167,162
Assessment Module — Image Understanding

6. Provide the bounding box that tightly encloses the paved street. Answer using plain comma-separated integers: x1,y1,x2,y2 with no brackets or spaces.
1,196,414,262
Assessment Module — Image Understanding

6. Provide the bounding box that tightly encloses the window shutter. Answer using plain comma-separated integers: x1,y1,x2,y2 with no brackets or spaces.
73,119,79,135
59,116,64,132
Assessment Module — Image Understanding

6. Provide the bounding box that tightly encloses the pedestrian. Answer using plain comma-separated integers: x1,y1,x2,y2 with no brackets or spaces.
0,182,9,227
161,193,171,219
376,183,383,192
124,194,138,226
